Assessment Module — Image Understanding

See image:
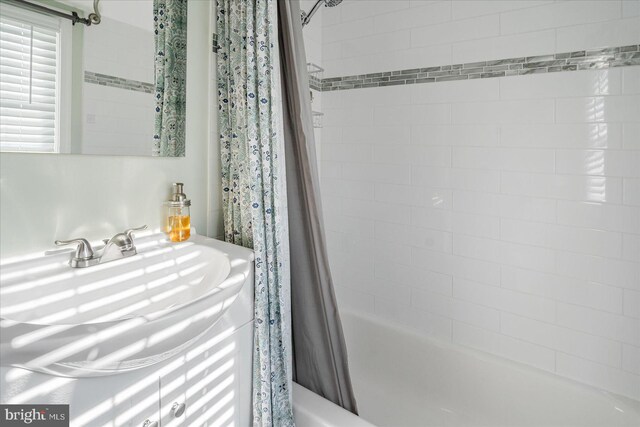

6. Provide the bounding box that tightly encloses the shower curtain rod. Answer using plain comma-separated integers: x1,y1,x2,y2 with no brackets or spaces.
3,0,101,26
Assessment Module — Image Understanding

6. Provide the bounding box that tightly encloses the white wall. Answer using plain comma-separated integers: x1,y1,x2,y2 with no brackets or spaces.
0,0,220,257
64,0,154,33
317,0,640,399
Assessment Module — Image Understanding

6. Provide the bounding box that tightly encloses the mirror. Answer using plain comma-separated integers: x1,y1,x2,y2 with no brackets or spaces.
0,0,187,156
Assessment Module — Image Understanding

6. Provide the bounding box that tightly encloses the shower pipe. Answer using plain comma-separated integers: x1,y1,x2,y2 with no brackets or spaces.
301,0,342,27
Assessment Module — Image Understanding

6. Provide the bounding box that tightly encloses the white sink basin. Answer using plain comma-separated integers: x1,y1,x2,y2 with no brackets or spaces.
0,232,254,377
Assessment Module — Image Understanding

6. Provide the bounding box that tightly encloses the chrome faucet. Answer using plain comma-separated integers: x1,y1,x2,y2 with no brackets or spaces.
53,237,96,268
100,225,148,263
55,225,147,268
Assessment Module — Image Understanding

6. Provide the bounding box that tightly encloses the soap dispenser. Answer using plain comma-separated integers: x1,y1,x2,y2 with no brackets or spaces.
165,182,191,242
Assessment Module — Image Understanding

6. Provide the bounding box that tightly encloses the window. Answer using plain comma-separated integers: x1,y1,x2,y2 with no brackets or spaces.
0,4,71,153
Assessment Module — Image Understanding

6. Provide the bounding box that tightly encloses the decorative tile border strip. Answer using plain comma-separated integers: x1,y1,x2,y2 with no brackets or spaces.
313,45,640,92
309,74,323,92
84,71,154,94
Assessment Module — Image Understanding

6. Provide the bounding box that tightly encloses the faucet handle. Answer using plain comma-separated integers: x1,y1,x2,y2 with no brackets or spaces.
124,225,148,240
55,238,94,260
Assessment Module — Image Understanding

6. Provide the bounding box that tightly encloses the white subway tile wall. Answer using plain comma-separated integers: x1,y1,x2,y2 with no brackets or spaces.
310,0,640,400
321,0,640,78
82,16,155,155
300,0,325,165
82,84,154,156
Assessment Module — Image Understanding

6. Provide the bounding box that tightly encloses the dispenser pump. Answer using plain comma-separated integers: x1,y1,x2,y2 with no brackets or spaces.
169,182,191,207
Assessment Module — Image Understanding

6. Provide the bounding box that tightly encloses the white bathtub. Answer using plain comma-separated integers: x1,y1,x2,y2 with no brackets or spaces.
293,382,375,427
339,311,640,427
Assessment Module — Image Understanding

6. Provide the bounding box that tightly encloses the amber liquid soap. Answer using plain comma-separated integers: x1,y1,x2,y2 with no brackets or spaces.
168,215,191,242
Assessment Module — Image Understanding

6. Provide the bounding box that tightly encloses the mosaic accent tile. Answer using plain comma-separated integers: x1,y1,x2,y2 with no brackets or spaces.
314,44,640,92
84,71,154,94
309,74,323,91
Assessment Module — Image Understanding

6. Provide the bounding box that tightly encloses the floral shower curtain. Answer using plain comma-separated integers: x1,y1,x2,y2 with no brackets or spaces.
217,0,295,426
153,0,187,157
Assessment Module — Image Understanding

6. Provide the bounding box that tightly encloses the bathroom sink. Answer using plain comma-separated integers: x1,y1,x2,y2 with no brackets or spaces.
0,232,254,377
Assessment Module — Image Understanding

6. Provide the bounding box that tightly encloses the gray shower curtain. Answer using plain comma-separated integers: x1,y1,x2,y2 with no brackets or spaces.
277,0,358,415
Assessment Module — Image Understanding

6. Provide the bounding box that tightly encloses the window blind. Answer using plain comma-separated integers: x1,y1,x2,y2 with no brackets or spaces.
0,12,59,153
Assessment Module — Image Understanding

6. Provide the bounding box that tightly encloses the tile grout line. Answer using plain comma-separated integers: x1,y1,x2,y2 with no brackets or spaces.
311,44,640,92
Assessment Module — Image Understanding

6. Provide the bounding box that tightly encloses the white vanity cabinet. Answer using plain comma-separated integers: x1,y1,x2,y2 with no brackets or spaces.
156,321,253,427
182,322,252,426
113,372,161,427
160,356,187,427
0,365,162,426
0,320,253,427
